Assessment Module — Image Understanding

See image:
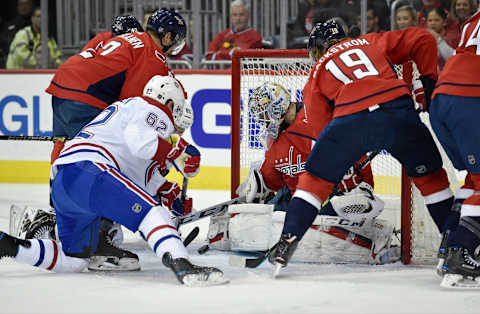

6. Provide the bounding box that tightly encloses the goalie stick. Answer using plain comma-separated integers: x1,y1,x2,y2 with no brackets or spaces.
229,150,382,268
178,196,246,226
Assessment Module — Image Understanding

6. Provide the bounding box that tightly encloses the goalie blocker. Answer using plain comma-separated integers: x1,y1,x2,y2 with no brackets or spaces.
207,187,400,265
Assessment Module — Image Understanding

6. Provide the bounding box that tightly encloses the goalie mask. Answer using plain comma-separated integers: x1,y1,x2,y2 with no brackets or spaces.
248,82,291,148
143,76,193,130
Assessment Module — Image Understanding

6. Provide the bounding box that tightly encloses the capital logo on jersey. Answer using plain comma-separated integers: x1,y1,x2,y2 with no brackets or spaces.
132,203,142,213
276,146,305,177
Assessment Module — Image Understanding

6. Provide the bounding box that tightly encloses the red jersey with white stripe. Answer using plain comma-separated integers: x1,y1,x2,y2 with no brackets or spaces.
306,28,438,120
81,31,113,51
260,106,373,192
46,32,173,110
205,28,262,60
433,11,480,98
52,96,176,195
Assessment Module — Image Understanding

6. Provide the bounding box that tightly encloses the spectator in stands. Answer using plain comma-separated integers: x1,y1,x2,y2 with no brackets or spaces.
288,0,334,38
417,0,457,31
205,0,262,61
357,5,384,33
6,6,62,69
426,7,459,70
0,0,34,68
450,0,477,26
394,5,418,30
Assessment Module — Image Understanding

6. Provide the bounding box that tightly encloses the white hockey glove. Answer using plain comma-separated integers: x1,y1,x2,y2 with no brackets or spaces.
236,167,272,203
330,182,385,223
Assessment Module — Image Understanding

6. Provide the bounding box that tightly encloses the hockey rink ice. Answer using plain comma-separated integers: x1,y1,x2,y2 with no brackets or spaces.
0,183,479,314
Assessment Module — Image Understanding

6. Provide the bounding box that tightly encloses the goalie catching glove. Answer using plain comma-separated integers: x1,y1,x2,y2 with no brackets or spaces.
236,162,273,203
166,137,201,178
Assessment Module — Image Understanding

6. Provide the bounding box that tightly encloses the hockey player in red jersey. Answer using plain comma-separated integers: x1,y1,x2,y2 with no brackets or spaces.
82,15,144,52
268,19,458,277
0,76,226,287
207,82,399,265
430,10,480,288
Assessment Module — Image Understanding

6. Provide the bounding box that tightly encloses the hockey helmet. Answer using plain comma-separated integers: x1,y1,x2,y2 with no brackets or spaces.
308,18,346,61
147,9,187,53
111,15,144,36
248,82,291,147
143,76,193,130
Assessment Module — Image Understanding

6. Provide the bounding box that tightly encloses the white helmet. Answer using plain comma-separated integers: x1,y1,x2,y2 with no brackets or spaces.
248,82,291,147
143,75,194,129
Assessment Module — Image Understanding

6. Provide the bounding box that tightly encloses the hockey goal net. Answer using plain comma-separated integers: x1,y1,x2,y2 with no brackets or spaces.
231,49,464,265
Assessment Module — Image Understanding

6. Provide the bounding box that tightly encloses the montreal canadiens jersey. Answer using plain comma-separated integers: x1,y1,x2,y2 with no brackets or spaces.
306,27,438,120
261,105,374,192
433,11,480,98
52,96,175,195
46,32,173,110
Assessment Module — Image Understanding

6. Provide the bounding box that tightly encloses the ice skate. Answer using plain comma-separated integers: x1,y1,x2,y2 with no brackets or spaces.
0,231,31,259
436,230,449,277
88,220,140,271
440,247,480,289
162,252,228,287
269,233,299,278
24,208,57,240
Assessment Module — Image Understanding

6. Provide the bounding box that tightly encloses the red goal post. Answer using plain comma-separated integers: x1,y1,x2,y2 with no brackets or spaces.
230,49,458,265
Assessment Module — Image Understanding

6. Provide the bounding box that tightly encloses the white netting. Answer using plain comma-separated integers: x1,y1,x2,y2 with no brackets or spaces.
236,54,464,265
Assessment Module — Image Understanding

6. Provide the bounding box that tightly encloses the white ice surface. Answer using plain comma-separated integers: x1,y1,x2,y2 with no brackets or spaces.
0,183,479,314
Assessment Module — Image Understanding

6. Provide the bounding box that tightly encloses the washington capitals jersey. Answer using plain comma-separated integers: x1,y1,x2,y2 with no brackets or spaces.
52,96,176,195
434,11,480,98
81,31,114,51
46,32,173,110
261,106,374,192
306,27,438,120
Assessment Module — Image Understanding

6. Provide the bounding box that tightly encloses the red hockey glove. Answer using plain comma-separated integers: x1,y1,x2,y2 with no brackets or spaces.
157,180,181,211
183,145,201,177
166,137,189,164
338,166,362,193
170,197,193,217
412,79,426,111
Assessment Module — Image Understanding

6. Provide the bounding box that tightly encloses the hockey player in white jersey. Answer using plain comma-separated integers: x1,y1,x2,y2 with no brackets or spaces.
0,76,228,287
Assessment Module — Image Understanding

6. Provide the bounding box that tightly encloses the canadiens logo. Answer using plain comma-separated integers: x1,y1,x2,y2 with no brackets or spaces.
276,146,305,177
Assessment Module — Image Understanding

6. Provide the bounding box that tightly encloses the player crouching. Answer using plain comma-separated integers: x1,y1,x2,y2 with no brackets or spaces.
0,76,227,287
205,82,399,266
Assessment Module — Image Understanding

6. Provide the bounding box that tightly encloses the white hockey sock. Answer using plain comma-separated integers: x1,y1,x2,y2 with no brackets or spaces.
139,206,188,259
14,239,88,273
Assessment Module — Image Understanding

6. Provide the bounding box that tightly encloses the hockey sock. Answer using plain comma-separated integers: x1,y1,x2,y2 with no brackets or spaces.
138,206,188,259
318,202,337,216
426,196,454,234
447,216,480,253
282,197,318,240
15,239,88,272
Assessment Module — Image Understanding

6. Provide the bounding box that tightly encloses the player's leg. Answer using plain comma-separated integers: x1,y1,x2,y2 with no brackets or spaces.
271,110,375,271
80,162,227,286
431,95,480,284
388,97,455,235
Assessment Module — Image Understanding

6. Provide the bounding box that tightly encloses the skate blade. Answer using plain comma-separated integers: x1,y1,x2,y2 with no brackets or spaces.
435,258,445,278
182,272,229,287
272,263,282,278
228,255,246,268
440,274,480,290
88,257,141,272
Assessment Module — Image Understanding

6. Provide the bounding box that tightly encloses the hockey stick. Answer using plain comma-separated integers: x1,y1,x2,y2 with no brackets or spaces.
0,135,67,141
182,226,200,247
178,196,246,226
230,151,382,268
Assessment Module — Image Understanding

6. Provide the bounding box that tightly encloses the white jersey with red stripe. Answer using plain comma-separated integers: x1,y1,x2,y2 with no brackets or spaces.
52,96,175,195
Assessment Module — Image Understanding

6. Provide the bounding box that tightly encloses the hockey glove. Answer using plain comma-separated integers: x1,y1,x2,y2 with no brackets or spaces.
236,168,273,203
157,180,181,212
419,75,437,112
182,145,201,177
170,197,193,217
338,165,363,194
412,79,426,111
